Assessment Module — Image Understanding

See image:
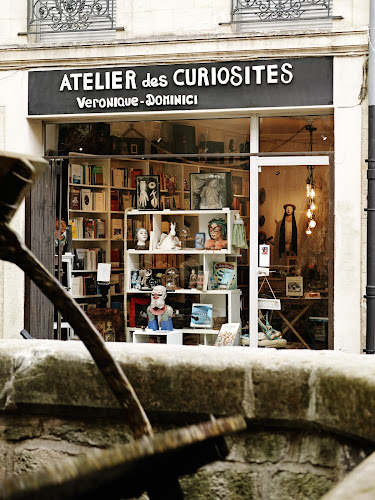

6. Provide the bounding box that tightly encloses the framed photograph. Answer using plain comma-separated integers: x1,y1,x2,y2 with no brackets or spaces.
190,303,213,328
136,175,160,211
259,244,270,268
286,276,303,297
195,232,206,249
190,172,232,210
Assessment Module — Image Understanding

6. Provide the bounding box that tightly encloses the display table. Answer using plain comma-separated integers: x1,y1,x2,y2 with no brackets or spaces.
133,329,183,345
275,297,328,349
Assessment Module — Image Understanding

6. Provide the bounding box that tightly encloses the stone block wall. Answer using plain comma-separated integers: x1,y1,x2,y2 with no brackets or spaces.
0,340,374,499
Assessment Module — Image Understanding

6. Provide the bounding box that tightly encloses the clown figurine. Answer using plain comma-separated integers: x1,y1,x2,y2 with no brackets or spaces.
147,285,174,331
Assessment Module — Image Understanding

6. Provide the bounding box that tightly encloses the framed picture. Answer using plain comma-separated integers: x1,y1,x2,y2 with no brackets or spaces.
190,172,232,210
190,303,213,328
136,175,160,211
286,276,303,297
195,232,206,249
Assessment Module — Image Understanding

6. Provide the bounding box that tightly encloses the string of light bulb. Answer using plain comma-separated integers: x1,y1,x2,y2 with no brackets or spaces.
305,124,317,236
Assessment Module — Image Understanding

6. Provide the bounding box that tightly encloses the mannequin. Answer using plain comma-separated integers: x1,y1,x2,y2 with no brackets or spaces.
279,204,297,257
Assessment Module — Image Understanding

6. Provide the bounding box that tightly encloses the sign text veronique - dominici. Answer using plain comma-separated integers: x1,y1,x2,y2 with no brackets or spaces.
28,58,333,115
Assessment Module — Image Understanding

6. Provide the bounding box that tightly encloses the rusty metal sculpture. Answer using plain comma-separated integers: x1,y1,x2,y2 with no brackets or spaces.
0,152,246,499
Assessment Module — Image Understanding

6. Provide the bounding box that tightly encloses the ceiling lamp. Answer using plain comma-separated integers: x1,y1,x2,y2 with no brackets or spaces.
305,124,318,234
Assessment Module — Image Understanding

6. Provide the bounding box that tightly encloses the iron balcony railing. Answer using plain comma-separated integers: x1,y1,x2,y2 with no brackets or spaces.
232,0,332,24
27,0,116,34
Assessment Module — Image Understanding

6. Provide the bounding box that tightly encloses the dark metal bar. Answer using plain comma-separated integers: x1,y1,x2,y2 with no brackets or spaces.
18,27,124,35
45,151,333,160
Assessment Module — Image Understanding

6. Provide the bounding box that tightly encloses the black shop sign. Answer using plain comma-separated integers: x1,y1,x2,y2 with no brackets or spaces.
28,57,333,115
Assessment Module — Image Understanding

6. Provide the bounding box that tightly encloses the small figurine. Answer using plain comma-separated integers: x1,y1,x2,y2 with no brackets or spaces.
156,222,182,250
189,269,197,288
204,218,228,250
135,227,149,250
139,268,152,290
147,285,173,331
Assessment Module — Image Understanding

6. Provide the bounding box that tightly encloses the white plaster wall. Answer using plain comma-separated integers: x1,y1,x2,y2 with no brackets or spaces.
0,0,369,45
333,55,365,353
0,71,43,339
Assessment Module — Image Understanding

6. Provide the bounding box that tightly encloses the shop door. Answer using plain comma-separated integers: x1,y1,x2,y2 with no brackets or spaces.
248,154,333,350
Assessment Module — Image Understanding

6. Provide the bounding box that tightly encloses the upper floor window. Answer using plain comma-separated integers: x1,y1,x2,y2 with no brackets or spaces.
27,0,118,43
232,0,333,32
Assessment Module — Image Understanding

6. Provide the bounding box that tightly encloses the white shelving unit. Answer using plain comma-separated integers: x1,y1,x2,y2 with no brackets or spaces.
125,208,242,344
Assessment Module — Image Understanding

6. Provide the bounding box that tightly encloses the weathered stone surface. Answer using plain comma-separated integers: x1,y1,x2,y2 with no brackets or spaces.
299,433,339,467
270,471,333,500
0,341,375,498
244,432,289,464
180,466,261,499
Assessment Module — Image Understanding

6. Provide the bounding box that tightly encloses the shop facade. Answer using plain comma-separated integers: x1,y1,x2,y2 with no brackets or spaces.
0,1,368,351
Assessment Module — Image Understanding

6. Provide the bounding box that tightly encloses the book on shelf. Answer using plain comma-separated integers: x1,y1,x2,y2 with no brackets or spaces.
81,189,93,211
70,188,81,210
111,273,125,294
111,218,123,240
111,190,120,211
96,219,106,239
112,168,125,188
71,276,83,296
84,219,95,239
93,191,105,211
212,262,237,290
74,248,85,270
130,168,143,188
71,164,82,184
84,276,97,296
92,165,103,185
111,248,122,268
121,193,133,211
214,323,241,346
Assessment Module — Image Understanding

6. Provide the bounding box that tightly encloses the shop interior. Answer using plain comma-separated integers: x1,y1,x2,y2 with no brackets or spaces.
44,114,333,348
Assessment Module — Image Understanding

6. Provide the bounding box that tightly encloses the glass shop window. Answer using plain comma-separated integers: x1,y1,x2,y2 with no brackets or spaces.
258,115,333,349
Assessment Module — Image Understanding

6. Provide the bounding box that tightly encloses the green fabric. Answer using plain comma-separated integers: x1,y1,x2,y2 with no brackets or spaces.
232,223,248,249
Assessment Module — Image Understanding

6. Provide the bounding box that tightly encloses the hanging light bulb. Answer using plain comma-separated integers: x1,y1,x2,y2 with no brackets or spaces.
310,200,316,211
306,207,312,218
309,215,317,228
306,226,312,235
306,183,311,198
310,186,316,198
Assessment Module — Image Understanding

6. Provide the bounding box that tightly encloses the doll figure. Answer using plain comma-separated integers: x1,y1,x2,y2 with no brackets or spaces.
135,227,149,250
279,203,297,257
204,218,228,250
147,285,173,331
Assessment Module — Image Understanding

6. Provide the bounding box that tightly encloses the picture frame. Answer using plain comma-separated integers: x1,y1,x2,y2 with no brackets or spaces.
136,175,160,211
195,232,206,249
190,172,232,210
286,276,303,297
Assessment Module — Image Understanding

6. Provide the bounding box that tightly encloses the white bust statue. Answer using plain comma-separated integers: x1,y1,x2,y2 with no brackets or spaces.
135,227,148,250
